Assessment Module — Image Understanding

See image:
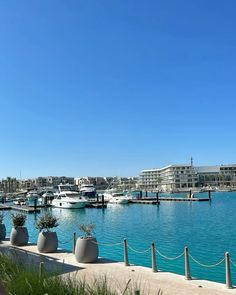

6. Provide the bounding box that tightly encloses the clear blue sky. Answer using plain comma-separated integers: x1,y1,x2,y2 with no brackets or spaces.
0,1,235,179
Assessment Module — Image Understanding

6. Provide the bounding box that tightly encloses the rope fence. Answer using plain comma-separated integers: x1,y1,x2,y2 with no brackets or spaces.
155,248,184,261
189,253,225,268
3,230,236,289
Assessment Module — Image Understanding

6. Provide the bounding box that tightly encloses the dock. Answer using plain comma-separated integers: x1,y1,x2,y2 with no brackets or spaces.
130,199,159,204
0,204,40,213
159,197,210,202
132,197,210,203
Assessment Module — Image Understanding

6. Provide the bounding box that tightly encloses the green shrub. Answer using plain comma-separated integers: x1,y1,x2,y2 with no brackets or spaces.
36,212,59,232
11,213,27,228
78,223,95,238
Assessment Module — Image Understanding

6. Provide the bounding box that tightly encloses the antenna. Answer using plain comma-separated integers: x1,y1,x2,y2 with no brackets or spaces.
190,157,193,167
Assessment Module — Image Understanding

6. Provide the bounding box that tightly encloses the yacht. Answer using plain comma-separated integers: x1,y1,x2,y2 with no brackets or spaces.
80,184,96,199
109,193,131,204
26,191,39,201
38,191,55,204
52,184,87,209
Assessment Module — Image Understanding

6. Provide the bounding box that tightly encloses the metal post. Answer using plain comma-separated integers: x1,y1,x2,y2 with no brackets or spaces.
124,239,129,266
96,193,99,203
151,242,157,272
156,192,159,204
145,191,148,198
225,252,232,289
34,198,37,210
73,232,76,253
184,246,191,280
189,190,192,198
208,190,211,200
140,191,142,199
39,262,44,279
102,195,105,207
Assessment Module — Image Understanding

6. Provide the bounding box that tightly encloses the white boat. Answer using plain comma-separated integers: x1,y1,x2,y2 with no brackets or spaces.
80,184,96,199
108,192,131,204
38,191,55,204
52,184,87,209
26,191,39,201
13,198,26,206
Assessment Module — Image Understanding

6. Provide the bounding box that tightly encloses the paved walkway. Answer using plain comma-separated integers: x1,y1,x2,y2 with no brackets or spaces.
0,241,235,295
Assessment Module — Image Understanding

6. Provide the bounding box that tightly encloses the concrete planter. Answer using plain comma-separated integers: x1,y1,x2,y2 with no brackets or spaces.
75,237,98,263
10,227,29,246
0,224,6,240
37,231,58,253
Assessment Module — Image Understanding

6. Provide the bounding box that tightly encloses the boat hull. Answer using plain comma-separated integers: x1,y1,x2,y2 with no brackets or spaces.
109,198,130,204
52,200,86,209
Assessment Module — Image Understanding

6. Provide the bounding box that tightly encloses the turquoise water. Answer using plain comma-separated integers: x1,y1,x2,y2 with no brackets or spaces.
3,191,236,284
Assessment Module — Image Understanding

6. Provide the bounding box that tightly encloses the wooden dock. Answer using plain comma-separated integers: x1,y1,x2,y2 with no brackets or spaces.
130,200,159,204
131,197,210,203
159,197,210,202
0,204,40,213
0,205,12,210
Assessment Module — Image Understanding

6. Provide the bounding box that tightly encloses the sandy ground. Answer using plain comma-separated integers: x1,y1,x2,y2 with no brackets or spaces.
0,241,235,295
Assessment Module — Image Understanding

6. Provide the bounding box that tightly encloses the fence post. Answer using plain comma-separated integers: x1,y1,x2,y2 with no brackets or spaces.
39,262,44,279
73,232,76,253
124,239,129,266
225,252,232,289
184,246,191,280
151,242,157,272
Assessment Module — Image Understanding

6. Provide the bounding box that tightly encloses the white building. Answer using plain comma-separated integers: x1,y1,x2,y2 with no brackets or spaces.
139,164,236,191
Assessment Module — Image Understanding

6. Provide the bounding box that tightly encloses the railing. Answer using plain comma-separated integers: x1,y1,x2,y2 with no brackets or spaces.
19,231,236,289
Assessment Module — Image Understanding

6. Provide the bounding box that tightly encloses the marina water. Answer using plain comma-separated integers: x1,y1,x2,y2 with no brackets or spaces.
3,191,236,284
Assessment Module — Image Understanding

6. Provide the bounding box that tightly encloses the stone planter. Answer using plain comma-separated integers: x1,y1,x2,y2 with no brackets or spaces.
0,224,6,240
75,237,98,263
37,231,58,253
10,227,29,246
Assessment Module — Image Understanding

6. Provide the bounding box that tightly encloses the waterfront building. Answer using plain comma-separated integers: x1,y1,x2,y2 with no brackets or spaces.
139,164,236,191
0,177,19,193
139,165,198,191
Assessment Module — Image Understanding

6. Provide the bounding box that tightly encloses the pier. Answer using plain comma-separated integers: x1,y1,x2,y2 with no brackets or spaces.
0,204,40,213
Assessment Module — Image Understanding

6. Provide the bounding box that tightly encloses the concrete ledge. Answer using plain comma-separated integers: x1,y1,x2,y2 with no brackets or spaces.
0,241,235,294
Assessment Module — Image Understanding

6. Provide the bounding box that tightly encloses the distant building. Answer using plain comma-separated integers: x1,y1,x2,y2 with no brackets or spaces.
0,177,19,193
139,164,236,191
139,164,197,191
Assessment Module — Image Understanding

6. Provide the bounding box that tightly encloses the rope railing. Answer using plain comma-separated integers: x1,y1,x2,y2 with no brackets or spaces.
5,229,236,290
127,244,151,254
155,248,184,261
229,258,236,268
91,240,123,247
59,236,74,245
189,253,225,268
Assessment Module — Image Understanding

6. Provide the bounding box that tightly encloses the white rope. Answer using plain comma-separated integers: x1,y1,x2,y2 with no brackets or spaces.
189,253,225,268
127,244,151,254
91,240,123,247
59,236,73,244
155,249,184,260
230,258,236,268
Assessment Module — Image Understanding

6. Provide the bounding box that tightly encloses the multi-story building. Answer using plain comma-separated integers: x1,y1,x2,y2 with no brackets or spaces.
139,164,236,191
139,164,198,191
0,177,19,193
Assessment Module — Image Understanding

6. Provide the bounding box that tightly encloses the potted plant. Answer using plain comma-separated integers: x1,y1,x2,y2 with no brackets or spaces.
75,223,98,263
10,213,28,246
36,212,59,253
0,213,6,241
